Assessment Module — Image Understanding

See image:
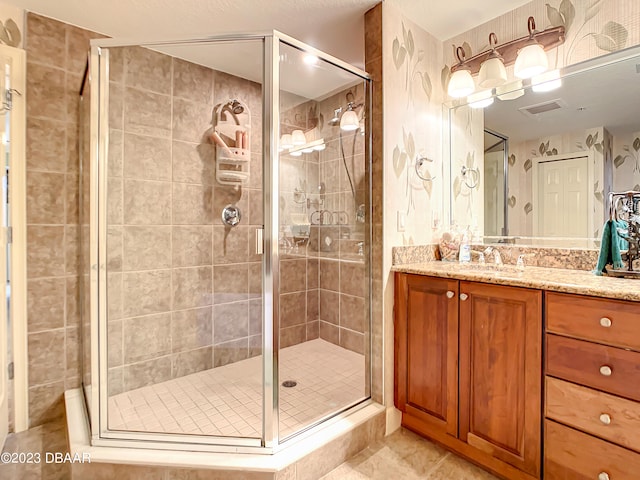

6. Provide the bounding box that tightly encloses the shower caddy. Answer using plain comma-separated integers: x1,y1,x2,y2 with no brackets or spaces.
211,99,251,186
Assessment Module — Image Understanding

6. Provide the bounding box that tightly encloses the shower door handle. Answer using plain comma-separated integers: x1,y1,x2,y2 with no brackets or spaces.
256,228,263,255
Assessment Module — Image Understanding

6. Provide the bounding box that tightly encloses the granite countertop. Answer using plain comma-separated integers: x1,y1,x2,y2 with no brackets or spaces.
392,261,640,302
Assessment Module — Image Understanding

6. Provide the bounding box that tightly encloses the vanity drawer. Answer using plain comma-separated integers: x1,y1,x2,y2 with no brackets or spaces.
546,292,640,351
546,334,640,402
545,420,640,480
546,377,640,452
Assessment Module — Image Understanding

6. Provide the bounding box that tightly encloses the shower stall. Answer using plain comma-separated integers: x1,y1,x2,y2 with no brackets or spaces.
79,32,372,451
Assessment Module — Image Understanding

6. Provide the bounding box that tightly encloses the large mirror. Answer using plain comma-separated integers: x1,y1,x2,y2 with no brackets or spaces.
448,45,640,247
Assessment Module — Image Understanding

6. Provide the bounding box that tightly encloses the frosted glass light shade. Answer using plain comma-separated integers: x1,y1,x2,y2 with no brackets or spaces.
496,81,524,100
290,150,302,157
340,110,359,131
478,56,507,88
532,69,562,92
291,129,306,145
468,90,494,109
280,134,293,150
448,68,475,98
514,43,548,79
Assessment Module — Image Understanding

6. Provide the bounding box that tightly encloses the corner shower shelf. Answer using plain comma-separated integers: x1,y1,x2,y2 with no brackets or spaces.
213,100,251,186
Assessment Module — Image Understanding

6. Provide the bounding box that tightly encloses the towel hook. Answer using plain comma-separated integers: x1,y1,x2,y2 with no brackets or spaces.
461,165,480,189
415,156,436,182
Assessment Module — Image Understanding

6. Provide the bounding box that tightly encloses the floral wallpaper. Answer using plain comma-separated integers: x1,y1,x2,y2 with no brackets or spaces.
612,131,640,192
444,0,640,235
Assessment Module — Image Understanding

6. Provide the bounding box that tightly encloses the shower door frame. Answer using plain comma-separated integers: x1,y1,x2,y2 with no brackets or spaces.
89,31,372,453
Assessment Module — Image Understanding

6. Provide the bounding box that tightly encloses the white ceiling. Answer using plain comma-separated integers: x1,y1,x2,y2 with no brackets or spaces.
6,0,529,68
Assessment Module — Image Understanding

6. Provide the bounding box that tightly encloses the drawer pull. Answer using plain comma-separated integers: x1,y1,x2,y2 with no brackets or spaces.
599,365,612,376
599,413,611,425
600,317,612,328
446,290,455,299
598,473,610,480
460,293,468,301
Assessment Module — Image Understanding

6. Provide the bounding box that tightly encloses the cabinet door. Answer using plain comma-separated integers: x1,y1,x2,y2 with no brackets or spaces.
394,273,458,437
459,282,542,477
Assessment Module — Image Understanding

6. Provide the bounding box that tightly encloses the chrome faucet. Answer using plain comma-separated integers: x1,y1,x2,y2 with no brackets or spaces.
483,246,502,265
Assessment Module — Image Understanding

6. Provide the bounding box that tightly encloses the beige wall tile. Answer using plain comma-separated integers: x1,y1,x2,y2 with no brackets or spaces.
66,174,79,224
320,260,340,291
108,320,123,367
213,301,248,344
172,183,214,225
248,189,263,225
123,133,172,181
123,179,171,225
28,330,65,385
26,117,67,172
108,47,125,84
124,46,172,95
340,328,364,355
65,225,79,275
172,226,213,267
307,289,319,322
340,262,366,297
27,226,65,278
108,129,124,177
280,292,306,328
248,262,262,299
320,289,339,325
307,258,319,289
66,327,80,379
280,259,306,293
26,63,66,121
123,313,171,363
213,338,249,368
26,14,66,68
249,298,262,336
306,321,319,340
122,226,171,271
27,278,65,332
27,171,65,224
172,346,212,378
107,272,123,320
340,294,366,333
280,324,306,348
109,82,124,130
213,226,249,264
249,334,262,358
172,140,215,185
107,177,123,224
123,356,172,391
108,367,124,396
214,71,250,105
173,266,213,310
124,87,171,137
173,58,213,105
122,270,171,317
171,307,212,352
172,98,212,143
107,226,123,271
28,381,65,428
66,276,81,328
319,320,340,345
66,25,98,75
213,263,249,304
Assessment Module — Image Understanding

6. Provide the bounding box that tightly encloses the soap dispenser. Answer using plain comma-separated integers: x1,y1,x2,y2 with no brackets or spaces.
458,227,471,263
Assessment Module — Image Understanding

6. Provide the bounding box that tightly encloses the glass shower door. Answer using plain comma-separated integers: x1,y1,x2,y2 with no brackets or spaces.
276,40,371,441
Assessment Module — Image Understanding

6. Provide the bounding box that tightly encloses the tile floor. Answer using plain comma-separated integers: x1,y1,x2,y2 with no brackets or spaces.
0,420,500,480
108,339,365,438
320,428,500,480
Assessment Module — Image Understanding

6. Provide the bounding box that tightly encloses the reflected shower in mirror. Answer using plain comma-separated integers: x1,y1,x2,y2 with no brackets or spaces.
449,46,640,247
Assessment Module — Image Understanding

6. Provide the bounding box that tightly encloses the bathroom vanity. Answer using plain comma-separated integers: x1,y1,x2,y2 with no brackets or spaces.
393,262,640,480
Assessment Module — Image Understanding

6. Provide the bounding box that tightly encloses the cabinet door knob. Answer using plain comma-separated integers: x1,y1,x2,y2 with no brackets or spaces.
460,293,468,301
599,365,612,376
446,291,455,299
598,472,610,480
600,317,612,328
599,413,611,425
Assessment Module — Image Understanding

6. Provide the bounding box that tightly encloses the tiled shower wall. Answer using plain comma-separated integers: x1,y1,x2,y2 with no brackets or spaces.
25,13,100,427
104,45,264,395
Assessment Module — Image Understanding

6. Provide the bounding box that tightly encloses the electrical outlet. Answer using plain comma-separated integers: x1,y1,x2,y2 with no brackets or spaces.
397,211,406,232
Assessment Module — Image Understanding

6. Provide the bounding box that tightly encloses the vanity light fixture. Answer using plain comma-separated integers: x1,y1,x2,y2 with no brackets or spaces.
496,80,525,100
291,129,306,146
340,103,360,131
468,90,494,109
448,46,475,98
531,69,562,92
514,17,549,79
280,133,293,150
478,33,507,88
448,16,564,96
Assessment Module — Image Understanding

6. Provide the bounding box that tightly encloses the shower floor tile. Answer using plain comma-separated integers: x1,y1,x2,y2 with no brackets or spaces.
108,339,365,439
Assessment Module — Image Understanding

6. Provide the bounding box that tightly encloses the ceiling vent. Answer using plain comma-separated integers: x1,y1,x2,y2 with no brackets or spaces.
518,98,567,118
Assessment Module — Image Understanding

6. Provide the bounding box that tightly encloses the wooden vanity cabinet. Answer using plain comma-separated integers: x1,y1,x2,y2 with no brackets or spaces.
394,273,542,480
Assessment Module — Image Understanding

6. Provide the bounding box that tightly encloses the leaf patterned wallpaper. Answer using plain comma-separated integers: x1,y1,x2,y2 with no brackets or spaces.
443,0,640,234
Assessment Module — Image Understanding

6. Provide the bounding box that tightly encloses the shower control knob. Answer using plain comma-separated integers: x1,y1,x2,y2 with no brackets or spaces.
446,291,455,299
222,204,241,227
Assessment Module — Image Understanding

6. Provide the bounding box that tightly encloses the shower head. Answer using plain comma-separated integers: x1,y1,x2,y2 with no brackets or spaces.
227,99,244,114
